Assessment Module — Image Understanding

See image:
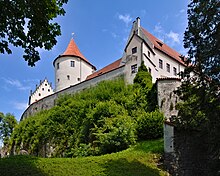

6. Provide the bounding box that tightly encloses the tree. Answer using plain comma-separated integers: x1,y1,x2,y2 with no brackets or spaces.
175,0,220,175
0,0,68,66
0,113,17,146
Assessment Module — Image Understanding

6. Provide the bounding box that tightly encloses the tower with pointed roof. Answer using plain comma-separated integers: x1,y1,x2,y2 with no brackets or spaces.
53,38,96,92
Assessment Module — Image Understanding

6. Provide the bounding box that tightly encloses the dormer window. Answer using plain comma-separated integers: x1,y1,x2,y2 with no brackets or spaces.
132,47,137,54
156,41,163,47
70,61,75,67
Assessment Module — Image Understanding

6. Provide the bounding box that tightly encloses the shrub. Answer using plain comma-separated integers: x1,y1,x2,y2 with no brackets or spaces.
136,110,164,140
93,115,136,154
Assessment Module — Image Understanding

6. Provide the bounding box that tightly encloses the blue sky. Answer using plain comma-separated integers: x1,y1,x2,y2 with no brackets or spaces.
0,0,189,121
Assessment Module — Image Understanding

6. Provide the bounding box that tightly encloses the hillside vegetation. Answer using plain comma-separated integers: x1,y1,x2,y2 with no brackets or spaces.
9,62,164,157
0,139,168,176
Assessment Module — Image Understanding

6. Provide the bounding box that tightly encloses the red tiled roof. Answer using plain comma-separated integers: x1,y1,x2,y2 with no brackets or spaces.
141,27,185,65
86,58,122,80
54,38,96,69
61,38,88,62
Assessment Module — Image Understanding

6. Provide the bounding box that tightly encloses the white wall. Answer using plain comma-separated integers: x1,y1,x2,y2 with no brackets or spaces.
54,56,95,92
123,35,142,84
29,80,54,105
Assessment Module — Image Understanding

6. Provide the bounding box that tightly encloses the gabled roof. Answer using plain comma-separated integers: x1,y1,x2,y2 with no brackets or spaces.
53,38,96,69
141,27,185,65
86,58,122,80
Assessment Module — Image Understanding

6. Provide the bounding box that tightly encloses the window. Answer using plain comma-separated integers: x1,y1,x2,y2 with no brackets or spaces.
131,64,137,74
45,84,47,86
148,51,150,57
70,61,75,67
159,59,163,69
77,78,81,81
48,89,50,92
39,93,41,96
57,63,59,69
57,78,60,82
173,67,177,76
67,75,70,80
42,88,44,91
148,67,151,74
166,63,170,73
132,47,137,54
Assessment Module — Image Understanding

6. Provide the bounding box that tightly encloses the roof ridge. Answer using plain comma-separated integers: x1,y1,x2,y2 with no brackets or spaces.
140,27,185,65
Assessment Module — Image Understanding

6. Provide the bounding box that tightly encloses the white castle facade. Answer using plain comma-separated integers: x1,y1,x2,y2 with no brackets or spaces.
25,17,185,120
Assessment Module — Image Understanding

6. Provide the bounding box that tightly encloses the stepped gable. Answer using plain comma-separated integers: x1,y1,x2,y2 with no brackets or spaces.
141,27,185,65
86,58,122,80
54,38,96,69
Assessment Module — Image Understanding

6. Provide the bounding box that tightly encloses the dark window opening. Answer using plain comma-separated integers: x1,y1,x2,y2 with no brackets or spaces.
159,59,163,69
148,67,151,74
77,78,81,81
173,67,177,76
166,63,170,73
148,51,150,57
67,75,70,80
57,63,59,69
132,47,137,54
131,64,138,74
70,61,75,67
39,93,41,96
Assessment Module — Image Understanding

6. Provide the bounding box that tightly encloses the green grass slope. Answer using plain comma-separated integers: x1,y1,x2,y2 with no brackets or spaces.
0,139,168,176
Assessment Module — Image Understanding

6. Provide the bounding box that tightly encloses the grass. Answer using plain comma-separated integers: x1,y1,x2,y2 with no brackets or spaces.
0,139,168,176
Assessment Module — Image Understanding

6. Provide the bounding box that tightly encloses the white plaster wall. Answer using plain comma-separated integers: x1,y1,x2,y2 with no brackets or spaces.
154,50,185,79
142,43,158,83
123,35,142,84
54,56,94,92
30,80,54,105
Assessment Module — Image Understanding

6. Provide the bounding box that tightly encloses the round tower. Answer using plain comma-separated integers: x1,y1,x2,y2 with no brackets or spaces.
53,38,96,92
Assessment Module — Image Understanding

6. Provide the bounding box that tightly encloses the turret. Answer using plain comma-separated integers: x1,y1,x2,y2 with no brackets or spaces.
53,38,96,92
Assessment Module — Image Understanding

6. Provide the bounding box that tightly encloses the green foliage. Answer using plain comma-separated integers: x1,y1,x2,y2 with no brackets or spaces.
0,113,17,146
0,0,68,66
175,0,220,175
134,61,153,91
93,114,136,154
0,139,168,176
136,110,164,140
10,76,162,157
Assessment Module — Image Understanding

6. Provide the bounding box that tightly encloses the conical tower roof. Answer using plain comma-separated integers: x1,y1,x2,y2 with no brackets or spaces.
53,38,96,69
61,38,88,62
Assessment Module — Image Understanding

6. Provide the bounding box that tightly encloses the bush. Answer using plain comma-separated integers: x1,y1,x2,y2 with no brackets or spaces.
136,110,164,140
93,115,136,154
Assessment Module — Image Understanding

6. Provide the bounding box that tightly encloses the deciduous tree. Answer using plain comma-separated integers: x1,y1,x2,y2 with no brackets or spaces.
0,0,68,66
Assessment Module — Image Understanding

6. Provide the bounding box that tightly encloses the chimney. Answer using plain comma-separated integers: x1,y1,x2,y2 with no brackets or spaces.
136,17,140,36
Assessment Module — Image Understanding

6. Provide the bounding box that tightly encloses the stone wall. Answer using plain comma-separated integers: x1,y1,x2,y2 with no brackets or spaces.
21,66,125,120
157,78,181,121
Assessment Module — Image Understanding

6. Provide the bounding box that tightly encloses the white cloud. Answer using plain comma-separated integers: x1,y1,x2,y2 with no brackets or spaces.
2,78,30,90
179,9,185,13
166,31,181,44
12,101,28,110
154,23,163,33
118,14,132,26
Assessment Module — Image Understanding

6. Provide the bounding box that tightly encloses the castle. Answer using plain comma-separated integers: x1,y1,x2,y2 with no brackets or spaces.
23,17,185,120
